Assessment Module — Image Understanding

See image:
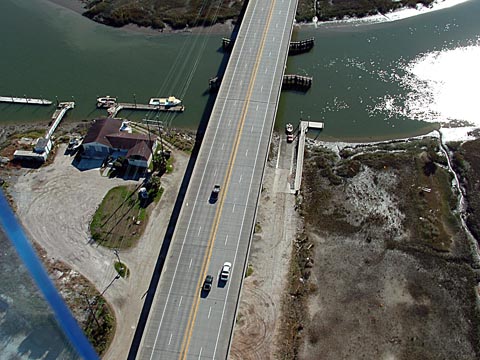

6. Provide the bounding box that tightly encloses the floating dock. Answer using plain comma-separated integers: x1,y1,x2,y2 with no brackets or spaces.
0,95,52,105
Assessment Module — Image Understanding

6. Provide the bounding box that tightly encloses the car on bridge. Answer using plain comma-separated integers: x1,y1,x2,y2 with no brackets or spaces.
210,184,221,203
220,262,232,282
203,275,214,292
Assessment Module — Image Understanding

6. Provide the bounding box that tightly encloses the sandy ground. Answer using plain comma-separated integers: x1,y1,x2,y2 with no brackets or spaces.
9,143,189,359
229,134,297,359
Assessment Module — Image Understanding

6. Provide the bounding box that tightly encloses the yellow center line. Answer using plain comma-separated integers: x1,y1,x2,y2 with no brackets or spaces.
178,0,278,358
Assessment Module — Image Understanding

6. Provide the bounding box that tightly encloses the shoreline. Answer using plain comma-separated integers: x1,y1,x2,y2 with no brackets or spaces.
46,0,472,35
305,0,472,28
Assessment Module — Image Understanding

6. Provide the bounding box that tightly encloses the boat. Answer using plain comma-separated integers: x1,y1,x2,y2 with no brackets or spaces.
286,123,294,134
149,96,182,107
96,96,117,108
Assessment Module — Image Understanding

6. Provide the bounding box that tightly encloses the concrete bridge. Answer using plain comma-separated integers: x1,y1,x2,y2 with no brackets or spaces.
135,0,299,358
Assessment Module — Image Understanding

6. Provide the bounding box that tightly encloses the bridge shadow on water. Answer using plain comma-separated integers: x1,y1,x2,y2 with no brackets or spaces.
126,3,249,357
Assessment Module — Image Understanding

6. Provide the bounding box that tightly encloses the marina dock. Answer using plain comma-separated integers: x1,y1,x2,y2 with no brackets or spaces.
294,120,324,192
14,102,75,163
0,95,52,105
107,103,184,118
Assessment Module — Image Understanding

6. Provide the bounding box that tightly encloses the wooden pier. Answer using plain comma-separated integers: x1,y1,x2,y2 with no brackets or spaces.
14,101,75,163
288,38,315,55
282,74,312,91
0,95,52,105
293,120,324,192
107,102,185,118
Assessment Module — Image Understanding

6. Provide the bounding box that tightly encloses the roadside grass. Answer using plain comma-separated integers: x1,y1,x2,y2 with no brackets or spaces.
245,264,254,278
90,184,163,249
114,261,130,278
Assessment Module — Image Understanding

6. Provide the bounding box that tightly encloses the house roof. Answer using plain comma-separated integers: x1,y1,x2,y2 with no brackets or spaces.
83,118,155,160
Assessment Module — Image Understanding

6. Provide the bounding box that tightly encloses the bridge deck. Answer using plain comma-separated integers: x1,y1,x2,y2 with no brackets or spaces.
137,0,298,358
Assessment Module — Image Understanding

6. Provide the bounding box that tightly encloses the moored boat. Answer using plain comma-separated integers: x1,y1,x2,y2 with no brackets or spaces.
286,123,294,134
96,96,117,108
149,96,182,107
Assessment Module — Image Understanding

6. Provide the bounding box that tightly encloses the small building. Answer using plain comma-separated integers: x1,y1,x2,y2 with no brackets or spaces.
82,118,156,169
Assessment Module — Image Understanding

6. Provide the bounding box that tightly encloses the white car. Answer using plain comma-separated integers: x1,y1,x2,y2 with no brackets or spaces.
220,262,232,281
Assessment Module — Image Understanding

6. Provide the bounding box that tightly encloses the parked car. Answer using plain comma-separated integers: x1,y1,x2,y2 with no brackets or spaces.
220,262,232,281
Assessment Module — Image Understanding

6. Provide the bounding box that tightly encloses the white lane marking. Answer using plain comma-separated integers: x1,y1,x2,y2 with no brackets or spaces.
168,333,173,346
256,104,259,111
261,7,264,11
273,37,276,42
276,136,282,169
214,168,217,177
261,85,263,93
232,204,236,213
276,23,278,28
254,32,256,38
251,125,254,133
208,306,212,319
249,47,252,53
150,0,262,355
198,227,202,237
239,174,243,183
225,234,229,246
279,10,282,14
212,0,295,356
178,296,183,308
189,258,193,269
269,51,271,57
265,67,268,74
222,143,225,150
245,149,249,157
228,118,232,126
198,347,203,360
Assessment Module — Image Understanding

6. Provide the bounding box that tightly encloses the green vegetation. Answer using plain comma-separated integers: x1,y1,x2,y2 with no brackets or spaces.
245,264,254,278
452,139,480,241
313,0,435,22
83,296,115,355
114,261,130,278
83,0,243,29
82,0,436,30
90,182,163,248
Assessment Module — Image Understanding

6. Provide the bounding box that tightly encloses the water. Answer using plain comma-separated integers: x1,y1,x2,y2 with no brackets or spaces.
0,0,479,140
0,0,226,128
279,0,480,140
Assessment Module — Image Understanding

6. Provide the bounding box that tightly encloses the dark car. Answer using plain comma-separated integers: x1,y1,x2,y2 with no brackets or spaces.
203,275,214,291
210,184,221,202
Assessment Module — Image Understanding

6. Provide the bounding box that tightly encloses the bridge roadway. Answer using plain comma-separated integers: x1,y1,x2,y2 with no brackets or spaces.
137,0,298,358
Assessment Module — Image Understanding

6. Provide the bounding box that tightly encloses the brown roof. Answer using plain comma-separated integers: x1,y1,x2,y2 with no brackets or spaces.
127,140,152,160
83,118,155,159
83,118,123,147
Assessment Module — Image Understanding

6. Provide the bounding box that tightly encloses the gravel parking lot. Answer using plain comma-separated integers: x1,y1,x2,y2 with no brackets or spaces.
9,143,189,359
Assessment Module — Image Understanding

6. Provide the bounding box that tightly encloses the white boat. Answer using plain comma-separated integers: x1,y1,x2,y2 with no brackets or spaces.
149,96,182,107
96,96,117,108
286,123,294,134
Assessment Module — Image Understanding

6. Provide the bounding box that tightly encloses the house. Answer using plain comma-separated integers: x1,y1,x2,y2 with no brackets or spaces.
82,118,157,169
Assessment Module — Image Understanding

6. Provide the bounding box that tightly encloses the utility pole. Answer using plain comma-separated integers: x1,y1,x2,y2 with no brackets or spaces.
133,93,137,108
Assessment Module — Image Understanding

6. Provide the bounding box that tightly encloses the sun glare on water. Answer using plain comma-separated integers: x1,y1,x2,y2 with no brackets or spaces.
372,38,480,126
